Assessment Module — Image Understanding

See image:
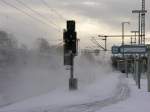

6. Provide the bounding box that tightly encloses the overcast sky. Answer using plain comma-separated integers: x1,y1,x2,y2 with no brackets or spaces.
0,0,149,48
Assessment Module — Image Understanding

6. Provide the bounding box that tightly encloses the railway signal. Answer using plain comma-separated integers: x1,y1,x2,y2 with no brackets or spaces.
63,20,78,90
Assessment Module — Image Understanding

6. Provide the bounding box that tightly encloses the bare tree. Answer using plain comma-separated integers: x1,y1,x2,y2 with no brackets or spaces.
36,38,50,53
0,31,18,66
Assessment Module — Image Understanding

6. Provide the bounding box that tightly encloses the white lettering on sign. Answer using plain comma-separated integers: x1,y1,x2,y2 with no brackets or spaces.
120,47,146,53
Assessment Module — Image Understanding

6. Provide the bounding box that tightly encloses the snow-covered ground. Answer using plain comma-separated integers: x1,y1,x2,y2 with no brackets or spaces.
99,79,150,112
0,73,122,112
0,50,150,112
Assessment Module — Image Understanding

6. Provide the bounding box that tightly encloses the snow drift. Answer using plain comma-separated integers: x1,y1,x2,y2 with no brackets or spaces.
0,31,115,107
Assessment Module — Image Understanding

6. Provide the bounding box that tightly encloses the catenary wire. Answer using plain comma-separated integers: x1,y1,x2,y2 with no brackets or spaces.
15,0,60,30
0,0,61,32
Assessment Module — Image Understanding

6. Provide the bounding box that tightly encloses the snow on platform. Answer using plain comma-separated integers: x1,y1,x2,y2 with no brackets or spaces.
99,78,150,112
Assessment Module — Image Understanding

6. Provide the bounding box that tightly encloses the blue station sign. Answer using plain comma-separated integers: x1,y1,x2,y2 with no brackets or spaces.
112,45,147,54
112,46,120,54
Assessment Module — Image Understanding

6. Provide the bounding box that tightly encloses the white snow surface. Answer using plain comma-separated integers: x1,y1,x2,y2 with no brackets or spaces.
98,79,150,112
0,50,118,111
0,73,120,112
0,50,150,112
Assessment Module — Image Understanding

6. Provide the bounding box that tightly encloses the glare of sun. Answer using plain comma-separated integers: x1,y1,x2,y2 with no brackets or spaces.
82,1,98,6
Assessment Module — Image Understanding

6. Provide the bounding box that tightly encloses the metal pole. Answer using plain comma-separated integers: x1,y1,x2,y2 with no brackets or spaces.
141,0,146,45
105,36,107,51
130,36,133,45
122,23,124,58
138,13,141,89
139,13,141,45
134,56,137,82
122,23,124,46
70,53,74,79
69,53,78,90
147,50,150,92
131,31,138,44
138,57,141,89
135,32,137,44
132,10,147,44
136,58,138,85
125,59,128,78
121,22,130,58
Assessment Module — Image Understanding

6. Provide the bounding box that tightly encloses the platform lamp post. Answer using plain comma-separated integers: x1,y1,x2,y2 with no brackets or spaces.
122,22,130,78
121,22,130,58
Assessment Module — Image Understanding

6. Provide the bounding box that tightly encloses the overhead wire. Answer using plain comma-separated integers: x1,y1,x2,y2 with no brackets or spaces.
40,0,66,21
0,0,61,32
14,0,61,31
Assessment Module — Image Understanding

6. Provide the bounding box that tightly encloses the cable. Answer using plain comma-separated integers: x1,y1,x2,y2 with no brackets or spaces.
40,0,66,21
0,0,60,32
14,0,60,30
